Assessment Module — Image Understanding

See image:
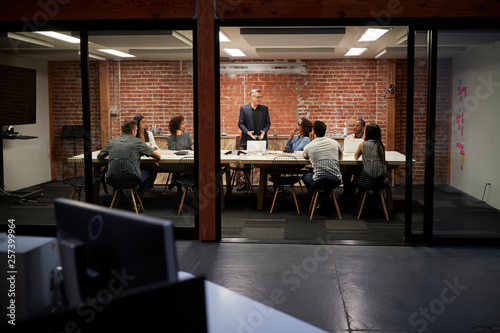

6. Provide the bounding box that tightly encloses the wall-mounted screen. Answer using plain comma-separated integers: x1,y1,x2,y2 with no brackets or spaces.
0,64,36,126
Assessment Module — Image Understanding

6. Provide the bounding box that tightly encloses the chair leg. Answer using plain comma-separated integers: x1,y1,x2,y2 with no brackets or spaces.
357,191,367,220
379,190,389,221
134,188,145,213
69,188,76,200
356,190,365,215
332,190,342,220
130,189,139,214
177,185,188,215
270,186,280,214
291,184,300,214
110,189,119,208
244,173,254,194
309,190,319,220
308,190,318,214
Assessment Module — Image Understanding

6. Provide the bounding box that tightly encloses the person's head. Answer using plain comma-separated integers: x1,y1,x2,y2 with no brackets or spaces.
312,120,327,137
300,118,313,137
121,120,137,135
353,118,366,136
365,123,382,141
249,89,263,107
169,115,185,134
133,115,146,129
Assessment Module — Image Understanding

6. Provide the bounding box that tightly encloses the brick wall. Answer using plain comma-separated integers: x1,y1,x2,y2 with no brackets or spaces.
51,58,452,184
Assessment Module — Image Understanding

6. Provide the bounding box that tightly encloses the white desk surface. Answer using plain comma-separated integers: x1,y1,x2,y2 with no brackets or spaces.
178,271,327,333
73,150,408,166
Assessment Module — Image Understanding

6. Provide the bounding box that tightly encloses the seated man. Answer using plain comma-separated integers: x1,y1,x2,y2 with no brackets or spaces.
97,119,161,198
302,120,343,209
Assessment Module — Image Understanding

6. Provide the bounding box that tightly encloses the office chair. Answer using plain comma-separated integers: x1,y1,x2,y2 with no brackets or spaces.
62,157,102,204
176,156,195,215
307,159,342,220
268,156,302,214
106,158,145,214
356,172,389,221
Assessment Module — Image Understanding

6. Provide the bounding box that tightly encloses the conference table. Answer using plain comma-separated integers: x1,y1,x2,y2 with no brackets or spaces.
73,149,407,211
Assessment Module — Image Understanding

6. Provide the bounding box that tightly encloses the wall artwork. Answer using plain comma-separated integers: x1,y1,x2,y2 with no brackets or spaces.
456,80,467,170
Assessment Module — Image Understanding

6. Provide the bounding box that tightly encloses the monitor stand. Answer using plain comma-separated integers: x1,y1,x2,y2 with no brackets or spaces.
1,129,44,203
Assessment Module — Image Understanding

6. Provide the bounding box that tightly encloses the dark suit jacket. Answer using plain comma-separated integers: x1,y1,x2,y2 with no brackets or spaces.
238,103,271,148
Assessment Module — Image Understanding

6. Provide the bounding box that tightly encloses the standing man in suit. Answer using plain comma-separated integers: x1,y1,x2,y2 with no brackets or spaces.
238,89,271,149
235,89,271,191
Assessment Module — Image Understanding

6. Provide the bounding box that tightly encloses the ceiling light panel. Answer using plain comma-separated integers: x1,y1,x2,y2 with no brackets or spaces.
97,49,135,58
223,48,246,57
357,28,391,42
34,31,80,43
345,48,368,56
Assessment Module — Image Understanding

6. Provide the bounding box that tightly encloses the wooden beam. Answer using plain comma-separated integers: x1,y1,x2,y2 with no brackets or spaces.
197,0,217,240
99,61,111,146
386,59,396,151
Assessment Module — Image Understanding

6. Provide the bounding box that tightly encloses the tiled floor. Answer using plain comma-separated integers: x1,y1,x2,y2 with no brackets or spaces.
176,240,500,333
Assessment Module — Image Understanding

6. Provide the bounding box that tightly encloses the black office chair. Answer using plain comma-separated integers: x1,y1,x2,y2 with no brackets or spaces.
62,157,102,204
229,163,254,196
176,156,195,215
307,159,342,220
106,158,144,214
268,156,302,214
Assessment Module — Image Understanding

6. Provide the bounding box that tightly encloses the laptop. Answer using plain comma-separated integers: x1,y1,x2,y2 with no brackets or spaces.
246,140,267,153
343,138,363,153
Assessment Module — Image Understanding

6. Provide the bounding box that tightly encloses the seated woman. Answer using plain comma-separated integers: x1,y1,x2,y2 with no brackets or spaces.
166,115,193,194
286,117,312,151
134,115,159,150
354,123,390,191
133,115,159,193
167,115,194,150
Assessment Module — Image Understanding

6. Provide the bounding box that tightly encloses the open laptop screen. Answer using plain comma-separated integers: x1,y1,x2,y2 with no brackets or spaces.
343,138,363,154
246,140,267,153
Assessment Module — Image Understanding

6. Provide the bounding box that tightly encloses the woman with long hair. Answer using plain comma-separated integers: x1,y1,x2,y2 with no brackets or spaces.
133,115,158,150
354,123,389,190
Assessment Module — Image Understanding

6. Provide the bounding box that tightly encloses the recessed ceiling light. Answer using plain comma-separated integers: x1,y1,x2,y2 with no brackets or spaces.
396,34,408,45
345,48,368,56
97,49,136,58
34,31,80,43
358,28,391,42
223,48,246,57
219,31,231,42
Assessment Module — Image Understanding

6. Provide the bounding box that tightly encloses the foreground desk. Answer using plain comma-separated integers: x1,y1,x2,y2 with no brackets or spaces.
76,150,406,211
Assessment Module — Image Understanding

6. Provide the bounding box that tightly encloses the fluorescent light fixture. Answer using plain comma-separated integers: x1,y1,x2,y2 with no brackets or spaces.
223,48,246,57
97,49,136,58
7,32,54,48
396,34,408,45
358,28,391,42
219,31,231,42
79,51,107,61
345,48,368,56
172,31,193,46
34,31,80,43
375,49,387,59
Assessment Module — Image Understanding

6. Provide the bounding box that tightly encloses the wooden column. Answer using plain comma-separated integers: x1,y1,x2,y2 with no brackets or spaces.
386,59,397,150
197,0,217,240
99,61,111,146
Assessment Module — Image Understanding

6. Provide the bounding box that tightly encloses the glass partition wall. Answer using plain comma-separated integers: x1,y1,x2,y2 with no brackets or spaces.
431,29,500,241
0,27,197,237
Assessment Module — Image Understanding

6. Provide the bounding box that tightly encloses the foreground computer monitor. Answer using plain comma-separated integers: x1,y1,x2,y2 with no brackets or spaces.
54,198,178,308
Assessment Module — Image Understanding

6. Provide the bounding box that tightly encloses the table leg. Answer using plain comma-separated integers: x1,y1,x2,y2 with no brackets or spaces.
257,167,268,210
386,185,393,211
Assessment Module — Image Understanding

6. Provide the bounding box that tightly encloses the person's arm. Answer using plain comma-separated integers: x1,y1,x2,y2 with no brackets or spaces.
238,107,252,137
167,135,176,150
259,107,271,139
147,131,159,150
286,137,294,148
294,136,311,152
354,142,363,160
151,150,161,160
186,132,194,150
